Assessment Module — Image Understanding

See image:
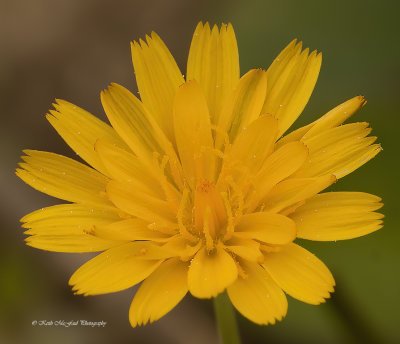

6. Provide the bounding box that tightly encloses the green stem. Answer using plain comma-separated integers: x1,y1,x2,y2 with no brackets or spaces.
213,291,241,344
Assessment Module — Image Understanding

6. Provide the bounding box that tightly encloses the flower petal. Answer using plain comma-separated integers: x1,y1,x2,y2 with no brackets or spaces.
21,204,120,230
188,245,237,298
95,139,163,198
69,242,164,295
106,180,177,233
262,243,335,305
16,150,111,208
227,261,287,325
173,80,215,186
234,212,296,245
228,114,278,174
263,174,337,214
101,83,176,163
263,40,322,136
224,237,264,263
216,69,267,149
129,258,188,327
22,204,123,252
292,192,383,241
278,96,367,146
131,33,184,141
93,218,170,242
161,236,202,261
187,22,239,124
248,142,308,211
47,100,129,176
24,234,121,253
295,122,382,178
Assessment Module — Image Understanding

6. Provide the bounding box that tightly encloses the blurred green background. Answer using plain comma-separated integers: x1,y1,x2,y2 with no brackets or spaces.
1,0,398,343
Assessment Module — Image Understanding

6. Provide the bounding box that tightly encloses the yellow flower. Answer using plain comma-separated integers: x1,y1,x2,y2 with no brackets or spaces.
16,22,383,327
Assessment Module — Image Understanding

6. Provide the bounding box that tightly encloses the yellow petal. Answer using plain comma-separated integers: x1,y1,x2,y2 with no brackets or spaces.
22,204,121,250
224,237,264,263
23,205,123,251
21,204,120,229
93,218,170,242
263,40,322,136
227,261,287,325
106,180,177,233
263,174,336,213
278,96,367,146
292,192,384,241
303,96,367,139
101,83,175,163
216,69,267,149
47,100,129,176
234,212,296,245
16,150,111,208
173,80,215,186
161,236,202,261
302,122,372,152
25,234,121,253
228,114,278,174
95,139,163,198
187,22,239,124
262,243,335,305
129,258,188,327
248,142,308,211
265,39,299,88
69,242,164,295
188,245,237,298
131,33,184,141
295,122,382,178
21,204,123,255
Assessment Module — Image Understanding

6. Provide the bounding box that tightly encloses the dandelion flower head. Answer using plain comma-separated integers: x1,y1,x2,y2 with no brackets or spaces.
16,22,383,327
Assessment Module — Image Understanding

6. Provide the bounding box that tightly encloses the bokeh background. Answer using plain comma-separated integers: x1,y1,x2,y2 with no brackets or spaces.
1,0,399,343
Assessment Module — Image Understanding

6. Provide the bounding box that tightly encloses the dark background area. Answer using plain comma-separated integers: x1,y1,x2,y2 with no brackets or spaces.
1,0,399,343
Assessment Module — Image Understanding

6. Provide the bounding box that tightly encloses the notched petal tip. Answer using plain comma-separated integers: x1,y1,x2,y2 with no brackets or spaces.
195,21,204,29
21,149,32,156
252,67,267,74
45,113,55,121
249,67,267,74
101,83,119,98
358,95,367,106
53,98,69,107
109,82,121,89
302,47,310,56
138,38,148,48
130,40,141,51
19,213,28,224
225,22,235,35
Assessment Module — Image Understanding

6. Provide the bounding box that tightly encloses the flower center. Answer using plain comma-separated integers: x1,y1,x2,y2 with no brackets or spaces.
194,179,227,239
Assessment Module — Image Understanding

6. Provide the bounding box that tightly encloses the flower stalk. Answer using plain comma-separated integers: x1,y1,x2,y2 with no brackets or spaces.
213,292,241,344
